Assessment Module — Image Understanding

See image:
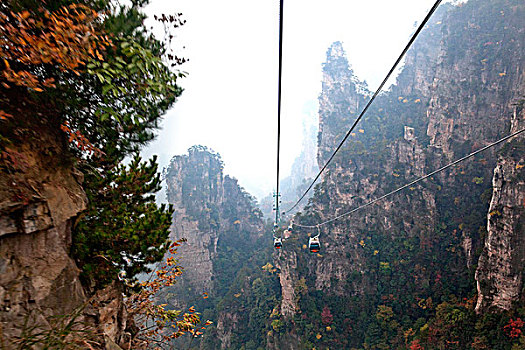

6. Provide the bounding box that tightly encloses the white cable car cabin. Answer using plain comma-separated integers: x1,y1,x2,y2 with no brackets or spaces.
274,237,283,249
309,236,320,253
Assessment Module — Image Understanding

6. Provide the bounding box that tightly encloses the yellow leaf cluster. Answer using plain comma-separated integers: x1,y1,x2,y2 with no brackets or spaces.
125,238,209,347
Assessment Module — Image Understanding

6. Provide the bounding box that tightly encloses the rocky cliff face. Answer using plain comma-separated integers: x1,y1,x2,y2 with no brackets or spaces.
0,123,130,349
0,125,88,347
163,146,269,349
425,1,523,159
317,41,368,164
425,0,525,313
165,146,264,295
272,0,524,347
475,103,525,312
165,147,223,292
276,33,442,316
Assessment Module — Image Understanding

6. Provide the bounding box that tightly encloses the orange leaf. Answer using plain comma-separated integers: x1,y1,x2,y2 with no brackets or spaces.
20,11,31,20
0,110,13,120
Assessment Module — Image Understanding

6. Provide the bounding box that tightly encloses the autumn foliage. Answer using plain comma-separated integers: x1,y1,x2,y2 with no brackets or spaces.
321,306,333,325
0,4,110,95
409,339,424,350
504,318,524,338
60,122,103,155
0,1,111,160
126,239,212,348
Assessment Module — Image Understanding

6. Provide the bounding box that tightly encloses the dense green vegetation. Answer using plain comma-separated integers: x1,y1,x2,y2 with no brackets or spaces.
73,154,173,288
69,1,185,288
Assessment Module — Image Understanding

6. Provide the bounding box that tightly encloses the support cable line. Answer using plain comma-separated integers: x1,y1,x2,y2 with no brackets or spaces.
285,0,443,213
295,127,525,229
275,0,283,224
273,0,284,246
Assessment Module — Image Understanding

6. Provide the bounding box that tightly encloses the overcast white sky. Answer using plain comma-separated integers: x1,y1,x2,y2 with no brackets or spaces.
140,0,448,200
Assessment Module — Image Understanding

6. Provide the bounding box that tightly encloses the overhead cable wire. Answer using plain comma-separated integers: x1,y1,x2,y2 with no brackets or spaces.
275,0,284,226
285,0,443,213
295,127,525,229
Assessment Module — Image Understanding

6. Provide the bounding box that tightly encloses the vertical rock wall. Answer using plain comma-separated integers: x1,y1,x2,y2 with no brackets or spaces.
0,124,134,349
0,124,88,347
475,103,525,312
317,41,367,165
163,146,266,349
425,1,524,159
165,149,222,292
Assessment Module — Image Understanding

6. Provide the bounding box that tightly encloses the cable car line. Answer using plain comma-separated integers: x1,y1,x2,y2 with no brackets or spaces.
273,0,284,248
285,0,444,214
275,0,283,225
293,127,525,229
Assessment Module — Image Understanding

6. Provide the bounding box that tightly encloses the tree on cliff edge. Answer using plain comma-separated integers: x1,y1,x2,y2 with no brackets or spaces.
0,0,207,346
0,0,184,289
73,155,174,288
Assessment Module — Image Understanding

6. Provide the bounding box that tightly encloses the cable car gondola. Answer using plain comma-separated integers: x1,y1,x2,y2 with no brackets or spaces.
309,235,320,253
274,237,283,249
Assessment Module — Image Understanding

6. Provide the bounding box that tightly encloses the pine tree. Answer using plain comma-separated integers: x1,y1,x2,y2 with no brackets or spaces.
72,154,173,289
